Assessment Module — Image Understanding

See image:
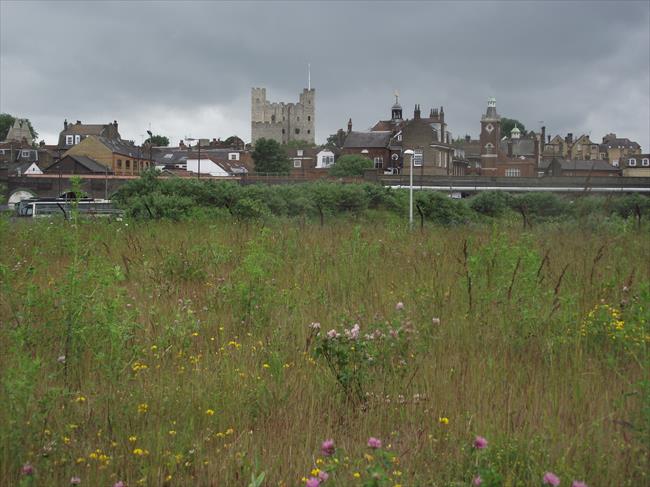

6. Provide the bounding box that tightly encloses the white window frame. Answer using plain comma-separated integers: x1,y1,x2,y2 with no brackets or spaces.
413,150,423,167
66,135,74,145
297,149,304,157
505,168,521,177
74,135,81,144
228,152,239,161
642,158,649,167
293,159,301,168
373,156,383,169
21,150,30,157
628,158,637,167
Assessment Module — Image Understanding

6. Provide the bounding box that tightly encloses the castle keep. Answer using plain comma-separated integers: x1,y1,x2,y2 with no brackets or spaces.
251,87,315,145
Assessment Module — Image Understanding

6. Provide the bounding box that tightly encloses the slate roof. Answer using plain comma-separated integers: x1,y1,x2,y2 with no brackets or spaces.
96,136,144,158
601,138,641,149
343,131,392,149
9,162,38,176
500,138,535,156
67,155,111,173
538,159,619,172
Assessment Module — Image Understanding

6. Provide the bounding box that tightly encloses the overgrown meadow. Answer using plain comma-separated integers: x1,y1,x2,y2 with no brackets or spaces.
0,191,648,486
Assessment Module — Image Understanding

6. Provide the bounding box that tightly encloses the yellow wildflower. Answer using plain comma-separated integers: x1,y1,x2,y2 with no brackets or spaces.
439,416,449,425
128,436,137,443
138,403,149,414
205,409,215,416
353,472,361,478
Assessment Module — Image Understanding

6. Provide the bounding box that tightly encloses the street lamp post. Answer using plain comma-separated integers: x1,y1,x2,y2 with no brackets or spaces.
185,137,201,179
146,130,153,169
404,149,415,229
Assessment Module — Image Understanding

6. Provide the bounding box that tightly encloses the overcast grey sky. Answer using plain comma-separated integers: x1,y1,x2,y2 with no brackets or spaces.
1,0,649,150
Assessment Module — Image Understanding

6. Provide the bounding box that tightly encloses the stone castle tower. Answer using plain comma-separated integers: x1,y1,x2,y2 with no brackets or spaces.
251,87,315,145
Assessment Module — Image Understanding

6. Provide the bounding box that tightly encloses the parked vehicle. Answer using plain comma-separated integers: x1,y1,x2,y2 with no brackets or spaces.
15,198,123,219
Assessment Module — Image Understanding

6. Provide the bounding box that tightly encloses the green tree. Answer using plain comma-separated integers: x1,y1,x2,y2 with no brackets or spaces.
0,113,38,141
329,154,372,177
501,118,526,138
252,138,291,174
144,134,170,147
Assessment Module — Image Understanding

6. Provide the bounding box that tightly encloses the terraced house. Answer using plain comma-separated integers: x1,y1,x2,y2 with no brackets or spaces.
61,135,152,175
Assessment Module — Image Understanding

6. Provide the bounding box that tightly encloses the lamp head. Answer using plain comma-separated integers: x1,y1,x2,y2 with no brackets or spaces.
403,149,415,155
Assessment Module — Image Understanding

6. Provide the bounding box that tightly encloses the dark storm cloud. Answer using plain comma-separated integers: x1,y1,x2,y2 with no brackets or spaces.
1,0,648,149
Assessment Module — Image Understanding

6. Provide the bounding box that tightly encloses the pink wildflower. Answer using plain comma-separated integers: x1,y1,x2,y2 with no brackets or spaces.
21,463,34,476
367,437,382,449
473,475,482,486
309,322,321,331
113,482,125,487
305,477,320,487
432,317,441,326
70,477,81,485
543,472,560,486
473,436,488,449
395,302,404,310
321,439,335,456
349,323,360,340
57,355,66,363
318,470,329,482
571,482,587,487
326,329,338,339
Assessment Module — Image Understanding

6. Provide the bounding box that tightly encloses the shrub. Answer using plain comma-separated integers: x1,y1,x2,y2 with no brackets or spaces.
329,155,372,177
469,191,511,217
415,191,472,225
231,197,270,220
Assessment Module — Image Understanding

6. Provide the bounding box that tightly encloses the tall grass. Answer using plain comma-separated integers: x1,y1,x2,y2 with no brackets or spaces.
0,215,647,486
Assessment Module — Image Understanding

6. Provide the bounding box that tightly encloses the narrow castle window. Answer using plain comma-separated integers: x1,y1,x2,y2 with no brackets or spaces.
308,116,311,121
271,115,276,122
307,130,311,134
295,128,300,135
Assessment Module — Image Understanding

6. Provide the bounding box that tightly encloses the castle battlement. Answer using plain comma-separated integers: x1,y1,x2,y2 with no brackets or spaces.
251,87,315,145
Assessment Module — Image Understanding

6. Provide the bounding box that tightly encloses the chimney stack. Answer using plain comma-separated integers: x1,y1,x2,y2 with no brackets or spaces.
76,120,81,125
64,119,68,130
541,126,546,151
465,134,471,142
113,120,118,130
565,133,573,145
347,118,352,134
414,104,421,119
508,140,513,158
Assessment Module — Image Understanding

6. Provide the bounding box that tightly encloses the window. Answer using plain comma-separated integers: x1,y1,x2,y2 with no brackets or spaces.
126,160,131,169
293,159,302,168
413,150,423,167
229,153,239,161
397,134,402,142
485,143,494,154
0,149,4,154
307,116,311,121
307,130,311,134
21,150,30,157
297,117,299,121
373,157,383,168
117,159,122,170
505,168,521,177
74,135,81,144
642,158,649,167
282,129,285,134
66,135,74,145
271,115,276,122
437,152,442,167
297,149,303,156
628,158,637,167
295,128,300,135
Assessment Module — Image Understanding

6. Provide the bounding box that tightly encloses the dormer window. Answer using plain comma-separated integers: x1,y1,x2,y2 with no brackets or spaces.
297,149,303,156
628,158,637,167
229,153,239,161
66,135,74,145
75,135,81,144
21,150,30,157
642,158,649,167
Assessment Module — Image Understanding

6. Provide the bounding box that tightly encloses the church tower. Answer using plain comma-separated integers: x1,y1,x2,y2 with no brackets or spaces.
480,97,501,168
391,92,403,122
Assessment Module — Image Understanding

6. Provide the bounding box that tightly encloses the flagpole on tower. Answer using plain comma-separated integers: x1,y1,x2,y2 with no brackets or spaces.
308,63,311,90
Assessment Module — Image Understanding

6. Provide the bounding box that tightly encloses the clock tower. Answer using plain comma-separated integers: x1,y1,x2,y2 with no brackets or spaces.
480,97,501,169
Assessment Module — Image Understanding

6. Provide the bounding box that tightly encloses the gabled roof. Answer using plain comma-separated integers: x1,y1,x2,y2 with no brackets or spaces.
96,136,144,158
343,131,392,149
46,154,111,173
